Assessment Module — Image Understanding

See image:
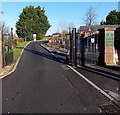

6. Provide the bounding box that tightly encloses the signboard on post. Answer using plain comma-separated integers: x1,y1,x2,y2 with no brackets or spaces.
105,33,114,46
33,34,37,41
91,38,95,43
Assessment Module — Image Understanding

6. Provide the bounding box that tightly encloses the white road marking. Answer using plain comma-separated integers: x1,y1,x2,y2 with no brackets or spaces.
51,53,55,56
67,65,115,102
98,108,103,113
116,87,119,91
62,75,73,88
105,90,120,101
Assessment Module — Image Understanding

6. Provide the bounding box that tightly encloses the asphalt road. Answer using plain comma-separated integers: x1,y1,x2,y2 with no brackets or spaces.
2,41,111,113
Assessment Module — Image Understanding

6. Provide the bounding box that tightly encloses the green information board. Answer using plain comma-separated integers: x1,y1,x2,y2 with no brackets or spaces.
106,33,114,37
106,33,114,46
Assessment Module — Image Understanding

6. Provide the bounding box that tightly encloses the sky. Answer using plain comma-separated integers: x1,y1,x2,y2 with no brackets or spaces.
1,1,119,35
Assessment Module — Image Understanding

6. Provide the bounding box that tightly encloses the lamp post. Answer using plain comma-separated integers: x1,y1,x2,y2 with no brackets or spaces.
11,28,14,50
0,31,3,73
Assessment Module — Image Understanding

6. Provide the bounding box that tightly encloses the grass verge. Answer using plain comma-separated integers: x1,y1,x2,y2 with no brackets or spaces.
13,41,30,61
0,41,30,77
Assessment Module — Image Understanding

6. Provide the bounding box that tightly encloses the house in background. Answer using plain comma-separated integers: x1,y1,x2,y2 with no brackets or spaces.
79,25,120,65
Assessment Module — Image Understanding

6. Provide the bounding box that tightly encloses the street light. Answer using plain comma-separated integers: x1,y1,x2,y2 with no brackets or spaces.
0,30,3,73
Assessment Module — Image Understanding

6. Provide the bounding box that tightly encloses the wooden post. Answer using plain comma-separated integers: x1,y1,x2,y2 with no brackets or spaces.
0,31,3,73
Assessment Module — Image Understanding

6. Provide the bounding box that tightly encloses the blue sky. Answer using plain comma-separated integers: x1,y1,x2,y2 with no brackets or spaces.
1,2,119,35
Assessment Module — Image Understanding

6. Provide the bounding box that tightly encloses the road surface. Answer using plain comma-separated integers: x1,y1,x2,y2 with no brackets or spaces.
2,41,112,113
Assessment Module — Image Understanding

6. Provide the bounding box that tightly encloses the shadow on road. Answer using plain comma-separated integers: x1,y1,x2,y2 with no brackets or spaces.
51,51,67,57
24,47,120,82
103,65,120,71
77,66,120,82
24,48,67,64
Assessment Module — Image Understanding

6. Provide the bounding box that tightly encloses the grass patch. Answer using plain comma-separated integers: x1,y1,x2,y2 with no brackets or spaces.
13,41,30,61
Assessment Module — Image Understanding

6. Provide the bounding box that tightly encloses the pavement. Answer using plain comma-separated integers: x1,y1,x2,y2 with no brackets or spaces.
41,42,120,108
2,41,117,113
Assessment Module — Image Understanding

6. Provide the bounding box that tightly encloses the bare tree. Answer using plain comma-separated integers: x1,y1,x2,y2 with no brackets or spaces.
0,21,10,35
0,11,9,35
83,6,97,25
57,21,68,34
57,21,76,35
68,22,75,33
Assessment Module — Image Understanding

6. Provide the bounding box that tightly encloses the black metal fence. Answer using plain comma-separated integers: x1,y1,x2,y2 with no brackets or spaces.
76,33,100,66
2,33,14,67
4,52,13,66
67,28,100,66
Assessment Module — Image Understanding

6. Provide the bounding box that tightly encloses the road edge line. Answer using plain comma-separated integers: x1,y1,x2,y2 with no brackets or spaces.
0,41,32,79
67,65,120,106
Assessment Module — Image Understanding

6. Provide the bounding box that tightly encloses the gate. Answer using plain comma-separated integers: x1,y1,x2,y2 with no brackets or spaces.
2,31,14,67
70,28,100,66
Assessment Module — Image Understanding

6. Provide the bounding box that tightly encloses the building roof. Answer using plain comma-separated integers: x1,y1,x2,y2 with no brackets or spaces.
79,25,120,32
52,33,61,36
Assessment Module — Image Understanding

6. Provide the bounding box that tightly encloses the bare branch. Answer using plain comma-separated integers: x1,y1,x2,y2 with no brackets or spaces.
82,6,97,26
0,21,10,35
0,11,4,14
57,21,68,34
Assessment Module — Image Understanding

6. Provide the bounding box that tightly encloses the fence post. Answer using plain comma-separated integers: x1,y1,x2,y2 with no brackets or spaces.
70,30,72,64
81,33,85,66
72,28,77,66
70,28,77,66
0,31,3,73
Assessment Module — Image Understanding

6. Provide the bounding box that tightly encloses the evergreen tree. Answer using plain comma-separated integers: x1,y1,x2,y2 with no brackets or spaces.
100,20,106,25
16,6,51,41
100,10,120,25
106,10,120,25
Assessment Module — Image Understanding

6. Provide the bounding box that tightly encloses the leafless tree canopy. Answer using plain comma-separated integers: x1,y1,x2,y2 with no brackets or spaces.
57,21,75,34
68,22,75,32
57,21,68,34
83,6,97,26
0,21,10,35
0,10,10,35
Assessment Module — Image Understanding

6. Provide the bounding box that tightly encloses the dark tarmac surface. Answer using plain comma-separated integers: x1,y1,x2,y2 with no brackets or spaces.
43,43,120,107
2,41,114,113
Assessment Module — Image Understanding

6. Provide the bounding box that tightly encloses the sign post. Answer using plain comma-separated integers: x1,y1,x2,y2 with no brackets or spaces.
0,31,3,73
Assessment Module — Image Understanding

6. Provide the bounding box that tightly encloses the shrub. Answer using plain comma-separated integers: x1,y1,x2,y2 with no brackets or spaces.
17,38,24,43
